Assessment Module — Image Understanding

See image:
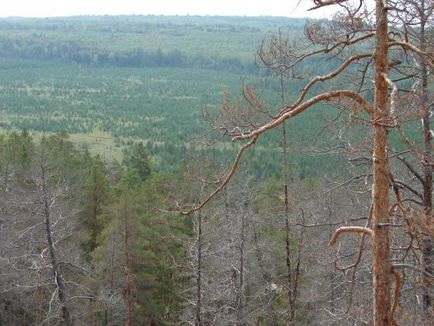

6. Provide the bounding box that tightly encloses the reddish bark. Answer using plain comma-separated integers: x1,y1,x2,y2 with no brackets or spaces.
371,1,392,325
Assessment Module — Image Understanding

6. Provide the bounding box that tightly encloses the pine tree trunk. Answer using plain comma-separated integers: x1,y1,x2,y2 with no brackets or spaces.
372,1,391,325
420,0,433,318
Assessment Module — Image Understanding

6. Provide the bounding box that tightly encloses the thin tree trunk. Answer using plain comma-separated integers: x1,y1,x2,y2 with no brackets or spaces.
372,1,392,325
283,123,295,326
195,180,205,326
278,29,295,324
418,1,433,320
104,234,116,325
252,223,278,323
195,207,202,326
123,202,133,326
237,192,246,325
41,164,72,326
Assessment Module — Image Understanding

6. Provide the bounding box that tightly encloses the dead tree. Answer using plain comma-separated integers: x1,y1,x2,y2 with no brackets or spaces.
195,192,204,326
180,1,434,325
388,0,434,320
40,161,73,326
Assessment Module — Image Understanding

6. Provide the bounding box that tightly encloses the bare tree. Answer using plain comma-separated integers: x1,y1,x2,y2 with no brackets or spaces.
180,1,434,325
387,0,434,321
39,159,73,326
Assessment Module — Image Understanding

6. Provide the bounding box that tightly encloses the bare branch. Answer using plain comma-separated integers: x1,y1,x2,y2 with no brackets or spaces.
233,90,374,141
180,136,258,215
396,156,424,185
388,41,434,67
329,226,373,246
308,0,349,11
335,205,373,272
393,180,423,200
392,263,434,279
391,269,401,321
290,53,373,111
382,73,398,123
266,32,375,71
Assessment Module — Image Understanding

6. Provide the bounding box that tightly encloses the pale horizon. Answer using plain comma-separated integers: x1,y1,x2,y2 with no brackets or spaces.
0,0,339,19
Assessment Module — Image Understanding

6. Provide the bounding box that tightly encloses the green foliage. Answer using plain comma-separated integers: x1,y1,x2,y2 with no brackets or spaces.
92,166,190,324
0,130,192,324
80,154,109,257
0,15,356,179
123,142,152,182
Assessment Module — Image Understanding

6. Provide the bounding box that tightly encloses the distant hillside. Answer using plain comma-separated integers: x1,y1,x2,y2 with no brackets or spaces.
0,15,307,73
0,15,348,178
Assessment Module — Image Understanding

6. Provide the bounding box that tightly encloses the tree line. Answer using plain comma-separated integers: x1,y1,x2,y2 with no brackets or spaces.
0,35,258,74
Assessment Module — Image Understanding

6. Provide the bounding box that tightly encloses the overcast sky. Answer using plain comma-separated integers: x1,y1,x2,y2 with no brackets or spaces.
0,0,339,18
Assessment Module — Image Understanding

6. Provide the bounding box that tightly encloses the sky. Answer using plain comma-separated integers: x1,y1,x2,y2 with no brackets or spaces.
0,0,339,18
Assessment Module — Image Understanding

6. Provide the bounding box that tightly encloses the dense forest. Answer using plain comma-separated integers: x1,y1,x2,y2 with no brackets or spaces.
0,0,433,325
0,15,338,178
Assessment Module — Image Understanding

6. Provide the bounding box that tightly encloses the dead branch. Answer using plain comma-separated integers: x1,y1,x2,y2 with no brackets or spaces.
259,32,375,71
180,136,258,215
392,263,434,279
388,41,434,67
396,156,424,185
391,269,401,321
233,90,374,141
329,226,373,246
394,180,423,200
289,53,373,112
382,73,398,124
308,0,349,11
335,205,373,271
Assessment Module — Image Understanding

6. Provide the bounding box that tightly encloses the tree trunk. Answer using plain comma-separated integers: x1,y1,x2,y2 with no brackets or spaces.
372,1,391,325
278,31,295,323
195,208,202,326
123,201,133,326
418,2,433,320
282,122,295,326
237,193,246,325
41,164,73,326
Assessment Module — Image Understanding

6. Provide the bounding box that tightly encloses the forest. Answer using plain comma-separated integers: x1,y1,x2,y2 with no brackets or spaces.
0,0,433,325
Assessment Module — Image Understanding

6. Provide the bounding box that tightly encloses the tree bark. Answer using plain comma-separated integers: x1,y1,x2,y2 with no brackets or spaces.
41,164,73,326
420,0,433,318
372,1,392,325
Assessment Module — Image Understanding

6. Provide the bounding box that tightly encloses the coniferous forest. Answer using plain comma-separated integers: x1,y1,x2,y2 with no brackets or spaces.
0,1,433,325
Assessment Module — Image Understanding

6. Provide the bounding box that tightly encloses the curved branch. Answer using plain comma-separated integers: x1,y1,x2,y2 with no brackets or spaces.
233,90,374,141
280,32,375,70
388,41,434,67
290,53,373,110
329,226,373,246
335,205,373,272
180,136,258,215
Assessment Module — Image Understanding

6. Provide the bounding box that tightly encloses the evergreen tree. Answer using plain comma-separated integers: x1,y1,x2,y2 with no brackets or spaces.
81,154,109,258
125,142,152,182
